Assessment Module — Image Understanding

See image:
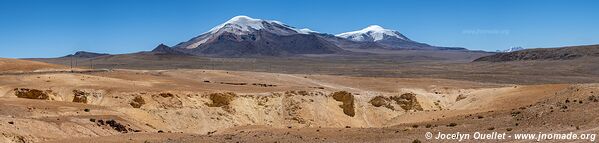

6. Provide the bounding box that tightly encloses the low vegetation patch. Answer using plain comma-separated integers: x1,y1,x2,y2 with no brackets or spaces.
252,83,277,87
589,95,598,102
331,91,355,117
447,123,458,127
219,82,247,86
93,119,139,133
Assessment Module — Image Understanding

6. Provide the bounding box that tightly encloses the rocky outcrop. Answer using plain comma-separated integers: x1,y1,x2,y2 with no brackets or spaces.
369,93,424,111
392,93,424,111
206,92,237,113
13,88,51,100
152,93,183,109
72,90,89,103
331,91,355,117
129,95,145,108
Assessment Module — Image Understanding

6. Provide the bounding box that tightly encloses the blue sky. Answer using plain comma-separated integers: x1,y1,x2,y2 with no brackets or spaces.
1,0,598,58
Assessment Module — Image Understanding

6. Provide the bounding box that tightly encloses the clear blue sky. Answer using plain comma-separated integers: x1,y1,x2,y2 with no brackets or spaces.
1,0,598,58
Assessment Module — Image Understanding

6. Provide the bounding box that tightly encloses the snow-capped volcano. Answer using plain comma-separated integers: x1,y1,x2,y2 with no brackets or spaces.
207,15,314,35
168,16,466,56
336,25,410,42
175,16,319,50
333,25,458,50
172,15,343,56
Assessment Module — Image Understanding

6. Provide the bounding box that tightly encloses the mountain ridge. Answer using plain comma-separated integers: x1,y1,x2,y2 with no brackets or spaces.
474,44,599,62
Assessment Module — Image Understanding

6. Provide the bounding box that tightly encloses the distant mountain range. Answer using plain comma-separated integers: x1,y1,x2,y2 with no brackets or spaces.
157,15,466,57
63,51,109,58
474,44,599,62
58,15,475,58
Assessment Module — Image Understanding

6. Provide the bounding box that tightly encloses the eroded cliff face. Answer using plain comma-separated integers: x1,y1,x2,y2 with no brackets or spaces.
1,86,443,142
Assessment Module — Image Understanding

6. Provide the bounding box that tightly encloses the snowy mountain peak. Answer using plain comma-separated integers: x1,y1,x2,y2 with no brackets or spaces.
336,25,409,42
206,15,315,35
178,16,319,49
297,28,317,34
208,15,268,34
363,25,386,31
497,47,525,53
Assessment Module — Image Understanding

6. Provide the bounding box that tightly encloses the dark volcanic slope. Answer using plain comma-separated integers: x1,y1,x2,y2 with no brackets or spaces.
179,30,344,57
151,44,192,56
63,51,110,58
474,44,599,62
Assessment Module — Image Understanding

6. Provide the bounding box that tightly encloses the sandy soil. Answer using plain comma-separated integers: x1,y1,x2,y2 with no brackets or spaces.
0,58,66,72
0,60,598,143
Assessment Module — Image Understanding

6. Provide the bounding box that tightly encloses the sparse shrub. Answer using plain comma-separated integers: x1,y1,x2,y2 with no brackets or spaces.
506,128,513,131
588,95,598,102
412,139,421,143
477,115,484,119
487,127,495,130
425,124,432,128
447,123,458,127
511,111,521,116
105,119,130,133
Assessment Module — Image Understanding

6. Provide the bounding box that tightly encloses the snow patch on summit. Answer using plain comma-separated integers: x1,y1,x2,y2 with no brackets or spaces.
336,25,407,42
207,15,316,35
208,16,266,34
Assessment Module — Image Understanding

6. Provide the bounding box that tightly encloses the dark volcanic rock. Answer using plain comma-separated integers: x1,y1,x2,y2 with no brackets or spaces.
172,16,345,57
179,30,343,57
